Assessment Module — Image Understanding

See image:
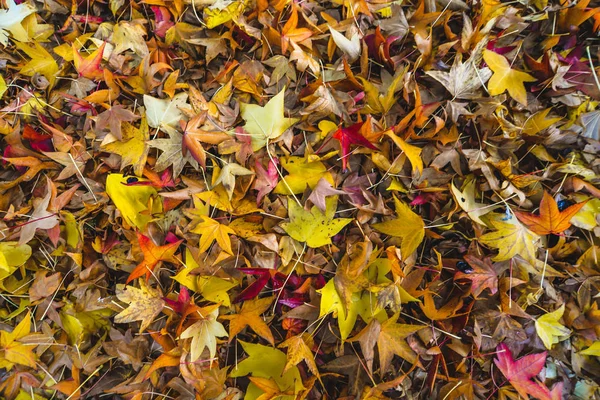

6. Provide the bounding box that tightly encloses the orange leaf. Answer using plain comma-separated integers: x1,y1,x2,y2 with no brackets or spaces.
73,42,105,80
514,191,587,235
126,233,182,283
221,296,274,345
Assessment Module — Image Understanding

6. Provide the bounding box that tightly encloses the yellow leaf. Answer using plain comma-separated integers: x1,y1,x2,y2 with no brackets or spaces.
535,305,571,349
0,311,36,369
172,249,236,306
15,41,59,86
221,296,274,345
479,213,540,265
278,334,319,378
522,108,562,135
580,341,600,357
483,50,536,106
570,198,600,230
385,131,423,174
280,197,352,248
240,87,299,151
377,316,425,372
0,74,6,99
101,117,149,177
191,216,235,255
273,154,335,195
105,173,162,230
451,179,496,225
114,280,165,333
204,0,248,29
372,197,425,259
180,306,228,362
317,279,366,340
0,242,31,273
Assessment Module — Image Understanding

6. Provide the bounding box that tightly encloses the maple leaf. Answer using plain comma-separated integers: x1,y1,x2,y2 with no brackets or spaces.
479,213,540,265
534,305,571,350
233,268,287,303
222,296,274,345
229,341,304,397
483,49,536,106
451,179,496,225
333,122,378,171
425,55,492,99
190,216,235,255
240,87,299,151
580,341,600,357
494,343,552,400
522,108,562,136
377,316,425,373
95,105,141,141
273,154,335,195
373,196,425,259
328,25,361,62
385,130,423,174
19,180,59,245
253,159,279,204
126,233,182,283
514,191,587,235
0,0,35,45
105,174,162,230
144,93,189,133
148,128,199,177
0,311,36,369
72,42,105,80
454,255,499,298
101,117,149,177
278,333,320,379
0,242,31,275
180,305,228,362
280,197,352,248
280,4,313,54
114,280,165,332
307,178,346,213
213,161,254,200
248,376,295,400
111,21,149,57
15,41,59,86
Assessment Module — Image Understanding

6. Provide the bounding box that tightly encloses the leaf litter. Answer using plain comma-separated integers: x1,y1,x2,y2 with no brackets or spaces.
0,0,599,399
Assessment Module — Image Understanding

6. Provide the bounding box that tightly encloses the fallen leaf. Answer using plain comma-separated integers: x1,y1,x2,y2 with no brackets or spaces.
535,305,571,350
240,87,299,151
114,280,165,332
126,233,182,283
180,305,228,362
280,197,352,248
373,196,425,259
222,296,274,345
494,343,552,400
484,49,536,106
479,213,540,265
515,191,588,235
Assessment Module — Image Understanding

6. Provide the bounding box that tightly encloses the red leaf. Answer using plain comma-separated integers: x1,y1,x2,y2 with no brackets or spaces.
333,122,377,171
494,343,552,400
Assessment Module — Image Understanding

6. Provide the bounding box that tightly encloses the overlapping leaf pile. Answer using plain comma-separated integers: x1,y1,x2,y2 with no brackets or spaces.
1,0,600,398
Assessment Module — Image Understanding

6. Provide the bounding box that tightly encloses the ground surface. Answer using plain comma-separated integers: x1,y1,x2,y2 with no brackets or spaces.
0,0,600,399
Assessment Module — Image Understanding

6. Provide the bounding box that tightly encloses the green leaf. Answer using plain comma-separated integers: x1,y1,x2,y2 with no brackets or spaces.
230,341,304,400
280,197,351,248
240,87,299,151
